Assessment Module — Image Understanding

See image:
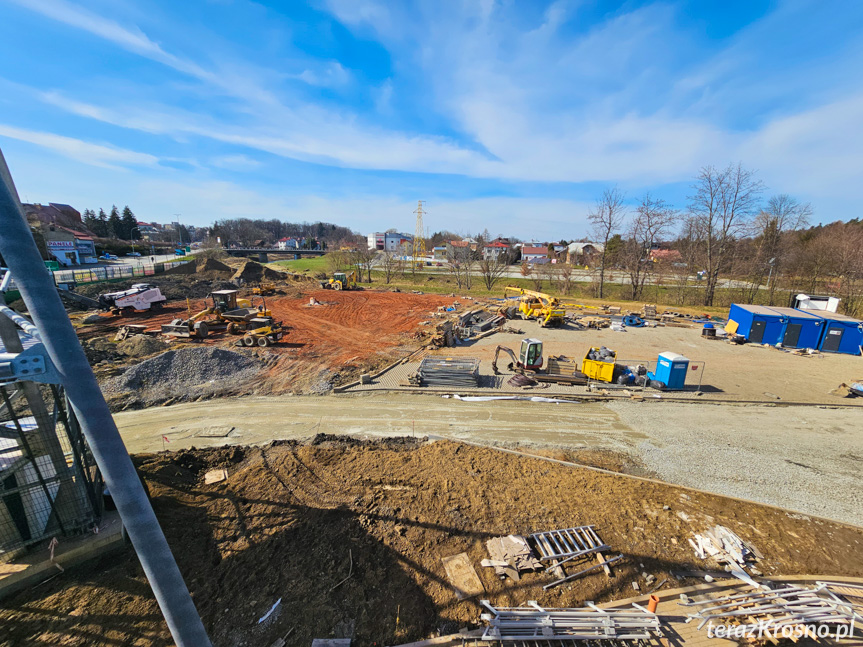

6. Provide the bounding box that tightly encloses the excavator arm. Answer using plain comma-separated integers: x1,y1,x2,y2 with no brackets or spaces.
492,345,520,374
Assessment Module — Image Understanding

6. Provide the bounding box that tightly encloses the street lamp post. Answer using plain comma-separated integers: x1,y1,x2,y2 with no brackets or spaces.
130,226,140,254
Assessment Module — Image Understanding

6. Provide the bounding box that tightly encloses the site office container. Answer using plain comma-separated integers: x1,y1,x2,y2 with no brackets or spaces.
814,311,863,355
726,304,824,348
726,304,785,345
761,307,824,349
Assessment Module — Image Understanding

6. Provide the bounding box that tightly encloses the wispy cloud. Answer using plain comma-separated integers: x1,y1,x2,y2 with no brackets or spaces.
0,124,158,168
9,0,214,82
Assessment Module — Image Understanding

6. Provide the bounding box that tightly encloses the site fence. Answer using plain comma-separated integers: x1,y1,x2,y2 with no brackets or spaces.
52,259,192,286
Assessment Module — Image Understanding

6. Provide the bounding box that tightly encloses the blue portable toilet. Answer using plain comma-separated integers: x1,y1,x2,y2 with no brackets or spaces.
648,352,689,390
814,312,863,355
727,304,785,345
763,307,824,349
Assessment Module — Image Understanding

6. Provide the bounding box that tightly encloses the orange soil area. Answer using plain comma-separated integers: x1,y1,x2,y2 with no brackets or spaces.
78,289,455,389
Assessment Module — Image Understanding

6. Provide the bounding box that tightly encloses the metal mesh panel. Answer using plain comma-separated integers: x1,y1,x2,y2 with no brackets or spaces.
0,384,102,561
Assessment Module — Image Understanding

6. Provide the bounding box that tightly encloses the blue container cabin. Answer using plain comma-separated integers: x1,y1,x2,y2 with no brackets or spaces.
815,312,863,355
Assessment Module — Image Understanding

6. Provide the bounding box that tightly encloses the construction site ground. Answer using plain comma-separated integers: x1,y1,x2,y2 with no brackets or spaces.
367,316,863,406
110,393,863,527
2,438,863,647
76,288,454,402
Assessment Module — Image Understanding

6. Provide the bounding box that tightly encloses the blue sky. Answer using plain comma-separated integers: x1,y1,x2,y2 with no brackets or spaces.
0,0,861,240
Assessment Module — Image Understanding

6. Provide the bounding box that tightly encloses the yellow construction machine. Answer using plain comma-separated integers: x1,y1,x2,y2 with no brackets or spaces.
252,281,276,296
237,317,286,347
503,286,566,327
320,271,359,291
161,289,255,339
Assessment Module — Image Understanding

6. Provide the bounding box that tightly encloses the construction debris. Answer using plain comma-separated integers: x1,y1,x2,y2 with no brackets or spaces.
480,601,661,641
441,552,484,600
483,535,543,581
681,583,861,637
455,309,505,338
689,525,761,569
203,469,228,484
408,357,480,388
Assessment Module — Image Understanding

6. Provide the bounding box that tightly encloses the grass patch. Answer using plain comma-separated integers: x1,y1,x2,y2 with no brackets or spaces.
270,255,331,273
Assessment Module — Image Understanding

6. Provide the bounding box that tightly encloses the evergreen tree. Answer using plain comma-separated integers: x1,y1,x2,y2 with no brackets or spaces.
108,205,122,239
121,206,137,240
82,209,98,232
95,208,109,238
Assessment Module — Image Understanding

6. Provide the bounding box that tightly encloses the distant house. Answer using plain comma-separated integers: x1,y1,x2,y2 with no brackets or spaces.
446,240,471,258
521,245,548,263
22,203,83,230
277,237,300,250
482,240,512,262
367,232,413,252
432,246,448,260
42,227,79,266
136,221,161,237
567,242,602,265
60,227,97,259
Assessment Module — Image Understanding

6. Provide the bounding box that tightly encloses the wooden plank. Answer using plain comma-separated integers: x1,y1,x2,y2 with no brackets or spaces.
596,551,613,577
441,553,484,600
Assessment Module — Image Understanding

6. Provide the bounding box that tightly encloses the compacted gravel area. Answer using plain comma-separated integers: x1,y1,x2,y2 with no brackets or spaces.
606,401,863,526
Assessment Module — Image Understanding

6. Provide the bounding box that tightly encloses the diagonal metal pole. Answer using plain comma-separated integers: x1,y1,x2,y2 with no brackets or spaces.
0,149,212,646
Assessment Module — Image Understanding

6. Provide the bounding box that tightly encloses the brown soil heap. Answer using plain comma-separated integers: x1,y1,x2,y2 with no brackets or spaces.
116,334,169,358
230,260,287,283
197,257,233,275
2,438,861,647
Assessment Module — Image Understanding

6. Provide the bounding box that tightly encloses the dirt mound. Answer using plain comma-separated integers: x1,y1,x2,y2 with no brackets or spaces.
2,438,862,647
197,257,233,275
231,260,287,283
116,334,169,358
102,346,267,407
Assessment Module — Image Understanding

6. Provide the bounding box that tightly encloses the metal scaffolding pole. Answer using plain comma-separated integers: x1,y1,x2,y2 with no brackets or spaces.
0,151,212,646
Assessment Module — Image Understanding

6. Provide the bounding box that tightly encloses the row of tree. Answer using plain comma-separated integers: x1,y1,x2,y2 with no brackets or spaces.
588,162,829,308
82,206,138,240
209,218,356,247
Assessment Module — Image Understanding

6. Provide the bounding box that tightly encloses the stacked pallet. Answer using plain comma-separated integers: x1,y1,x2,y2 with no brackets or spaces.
413,357,480,388
546,355,580,376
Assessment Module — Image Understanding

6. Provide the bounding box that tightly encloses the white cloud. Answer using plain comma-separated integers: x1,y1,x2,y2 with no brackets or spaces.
210,154,262,171
0,124,158,168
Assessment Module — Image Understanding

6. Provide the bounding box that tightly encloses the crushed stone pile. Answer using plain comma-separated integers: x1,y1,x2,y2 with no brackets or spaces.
103,347,262,401
116,334,169,358
231,260,288,283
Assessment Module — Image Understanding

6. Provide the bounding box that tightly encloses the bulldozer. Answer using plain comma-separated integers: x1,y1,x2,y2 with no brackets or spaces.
252,281,276,296
320,271,359,291
161,290,254,339
237,317,286,347
502,286,566,327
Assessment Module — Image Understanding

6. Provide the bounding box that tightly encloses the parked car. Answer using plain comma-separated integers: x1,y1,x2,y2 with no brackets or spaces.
101,253,118,260
126,251,141,257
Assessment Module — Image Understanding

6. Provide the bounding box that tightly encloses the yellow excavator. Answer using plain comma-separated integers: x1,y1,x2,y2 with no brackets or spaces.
502,286,566,327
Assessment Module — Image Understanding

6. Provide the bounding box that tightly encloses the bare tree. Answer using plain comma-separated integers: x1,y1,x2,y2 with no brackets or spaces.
588,188,626,298
754,194,811,304
350,248,376,283
478,256,508,291
688,163,764,306
380,250,399,284
557,263,574,295
446,245,473,290
620,194,678,300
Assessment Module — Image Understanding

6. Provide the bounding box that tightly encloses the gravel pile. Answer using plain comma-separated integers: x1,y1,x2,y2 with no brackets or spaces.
103,347,263,405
